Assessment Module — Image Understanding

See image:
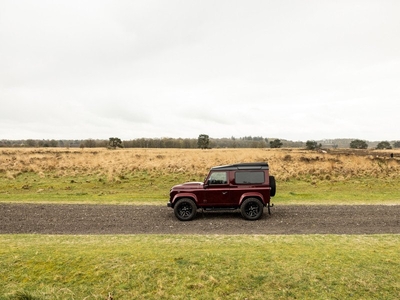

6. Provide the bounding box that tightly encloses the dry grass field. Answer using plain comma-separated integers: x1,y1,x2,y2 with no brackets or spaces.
1,147,400,181
1,147,400,204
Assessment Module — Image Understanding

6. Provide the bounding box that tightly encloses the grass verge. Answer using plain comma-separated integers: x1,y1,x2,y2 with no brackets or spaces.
1,235,399,299
1,172,399,205
277,177,400,204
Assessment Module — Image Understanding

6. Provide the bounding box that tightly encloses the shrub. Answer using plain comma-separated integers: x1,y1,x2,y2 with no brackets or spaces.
350,139,368,149
376,141,392,149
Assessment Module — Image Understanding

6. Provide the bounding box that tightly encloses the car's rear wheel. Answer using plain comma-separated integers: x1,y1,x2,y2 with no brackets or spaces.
240,198,263,220
174,198,197,221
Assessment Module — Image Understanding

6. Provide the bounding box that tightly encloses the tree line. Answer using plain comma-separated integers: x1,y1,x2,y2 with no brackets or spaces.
0,136,300,149
304,139,400,150
1,136,399,149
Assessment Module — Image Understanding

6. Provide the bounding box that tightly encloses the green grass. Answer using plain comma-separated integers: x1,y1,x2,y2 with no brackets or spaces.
1,172,399,205
1,235,399,299
0,172,194,204
276,177,400,204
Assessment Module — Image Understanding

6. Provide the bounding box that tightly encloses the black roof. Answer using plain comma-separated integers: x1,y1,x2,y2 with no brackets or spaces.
211,162,269,171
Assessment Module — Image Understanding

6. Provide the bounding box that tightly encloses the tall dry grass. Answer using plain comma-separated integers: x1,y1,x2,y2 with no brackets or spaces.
1,148,400,182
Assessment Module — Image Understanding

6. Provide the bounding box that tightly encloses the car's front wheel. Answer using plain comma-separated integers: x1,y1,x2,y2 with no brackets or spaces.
174,198,197,221
240,198,263,220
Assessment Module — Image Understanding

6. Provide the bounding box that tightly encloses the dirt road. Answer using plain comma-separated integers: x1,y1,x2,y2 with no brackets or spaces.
1,204,399,235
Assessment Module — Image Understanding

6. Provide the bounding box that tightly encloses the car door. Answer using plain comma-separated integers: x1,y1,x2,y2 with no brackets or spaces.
203,171,231,206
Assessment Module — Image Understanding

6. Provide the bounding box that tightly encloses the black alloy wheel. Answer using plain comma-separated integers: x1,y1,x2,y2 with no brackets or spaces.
174,198,197,221
240,198,263,220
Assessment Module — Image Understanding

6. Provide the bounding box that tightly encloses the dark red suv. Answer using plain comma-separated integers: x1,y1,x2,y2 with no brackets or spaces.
167,162,276,221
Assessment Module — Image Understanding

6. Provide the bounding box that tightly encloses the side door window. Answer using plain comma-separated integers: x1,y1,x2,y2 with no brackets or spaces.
208,171,228,185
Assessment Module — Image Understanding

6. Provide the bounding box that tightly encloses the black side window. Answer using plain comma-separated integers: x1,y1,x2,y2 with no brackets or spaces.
208,172,228,185
235,171,264,184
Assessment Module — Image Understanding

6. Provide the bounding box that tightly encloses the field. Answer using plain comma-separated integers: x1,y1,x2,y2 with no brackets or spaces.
1,148,400,299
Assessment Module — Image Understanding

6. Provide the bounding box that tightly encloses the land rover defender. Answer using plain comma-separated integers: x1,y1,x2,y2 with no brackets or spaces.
167,162,276,221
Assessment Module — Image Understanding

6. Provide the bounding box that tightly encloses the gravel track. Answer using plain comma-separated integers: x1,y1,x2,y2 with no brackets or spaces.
1,204,399,235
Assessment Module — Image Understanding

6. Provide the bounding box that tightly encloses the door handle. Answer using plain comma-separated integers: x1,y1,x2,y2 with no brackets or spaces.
222,192,228,195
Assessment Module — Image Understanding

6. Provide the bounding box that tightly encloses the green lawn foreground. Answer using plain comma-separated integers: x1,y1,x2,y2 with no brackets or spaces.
1,235,399,299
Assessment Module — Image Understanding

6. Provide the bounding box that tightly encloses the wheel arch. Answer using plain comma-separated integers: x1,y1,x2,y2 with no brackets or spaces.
171,193,198,207
239,192,265,206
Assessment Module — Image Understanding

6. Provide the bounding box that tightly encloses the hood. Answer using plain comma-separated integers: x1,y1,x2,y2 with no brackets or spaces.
171,181,204,189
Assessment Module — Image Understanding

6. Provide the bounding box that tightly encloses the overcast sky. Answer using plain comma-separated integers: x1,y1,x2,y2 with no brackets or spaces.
1,0,399,141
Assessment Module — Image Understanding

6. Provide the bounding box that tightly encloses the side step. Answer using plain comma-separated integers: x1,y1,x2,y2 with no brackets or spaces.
203,207,237,211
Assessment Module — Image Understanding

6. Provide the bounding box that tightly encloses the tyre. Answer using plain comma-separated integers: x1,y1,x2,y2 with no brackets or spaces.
174,198,197,221
269,176,276,197
240,198,263,220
